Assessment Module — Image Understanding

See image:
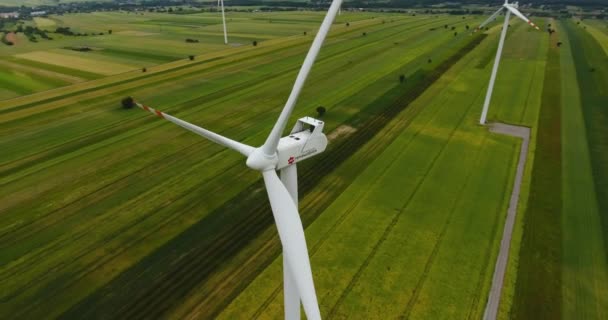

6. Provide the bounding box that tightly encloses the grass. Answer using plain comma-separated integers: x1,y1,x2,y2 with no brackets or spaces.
510,19,608,320
0,67,69,100
510,22,562,320
560,19,608,319
15,50,137,75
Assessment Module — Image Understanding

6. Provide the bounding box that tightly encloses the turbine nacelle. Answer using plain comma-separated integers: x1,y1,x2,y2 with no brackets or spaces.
246,117,328,171
277,117,327,170
505,2,519,9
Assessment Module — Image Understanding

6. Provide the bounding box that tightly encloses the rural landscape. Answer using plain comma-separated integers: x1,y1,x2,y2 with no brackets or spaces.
1,0,607,319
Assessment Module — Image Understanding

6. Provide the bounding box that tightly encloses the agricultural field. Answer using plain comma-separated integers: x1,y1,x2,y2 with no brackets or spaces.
508,18,608,320
1,6,607,320
0,10,376,100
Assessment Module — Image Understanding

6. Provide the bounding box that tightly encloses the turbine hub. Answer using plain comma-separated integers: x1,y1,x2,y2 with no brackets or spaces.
246,147,278,171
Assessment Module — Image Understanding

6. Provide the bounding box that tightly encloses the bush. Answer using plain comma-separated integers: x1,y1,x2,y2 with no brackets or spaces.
252,40,257,46
1,33,14,46
185,38,199,43
189,55,195,61
316,106,326,117
362,32,367,36
346,22,350,27
142,67,147,72
122,97,135,109
399,74,405,83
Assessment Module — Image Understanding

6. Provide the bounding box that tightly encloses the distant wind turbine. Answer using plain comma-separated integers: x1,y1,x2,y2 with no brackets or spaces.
477,1,540,125
134,0,344,319
218,0,228,44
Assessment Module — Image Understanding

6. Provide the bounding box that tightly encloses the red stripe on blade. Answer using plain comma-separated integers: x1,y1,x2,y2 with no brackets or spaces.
143,105,150,111
155,110,164,118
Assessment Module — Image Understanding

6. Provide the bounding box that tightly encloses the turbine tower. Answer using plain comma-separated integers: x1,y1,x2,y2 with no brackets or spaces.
477,0,540,125
134,1,344,318
218,0,228,44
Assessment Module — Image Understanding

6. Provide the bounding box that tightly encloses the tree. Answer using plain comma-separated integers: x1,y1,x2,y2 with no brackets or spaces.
303,31,307,35
142,67,147,72
557,41,562,47
253,40,258,46
346,22,350,27
121,96,135,109
399,74,405,83
428,58,432,63
316,106,326,118
444,24,448,29
108,29,112,35
362,32,367,36
454,31,458,36
466,25,470,30
189,55,195,61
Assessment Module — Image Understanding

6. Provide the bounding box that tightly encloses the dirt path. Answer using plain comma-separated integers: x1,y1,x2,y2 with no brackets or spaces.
483,122,531,320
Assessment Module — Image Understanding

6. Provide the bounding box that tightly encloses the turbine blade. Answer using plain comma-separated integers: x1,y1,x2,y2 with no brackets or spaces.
504,5,540,30
134,101,254,157
261,0,343,156
475,7,504,32
262,170,321,320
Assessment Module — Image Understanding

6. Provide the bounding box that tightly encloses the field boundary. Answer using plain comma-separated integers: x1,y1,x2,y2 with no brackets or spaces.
483,123,530,320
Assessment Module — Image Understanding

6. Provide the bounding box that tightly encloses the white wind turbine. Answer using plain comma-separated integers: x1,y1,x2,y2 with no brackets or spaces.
218,0,228,44
134,1,344,319
477,0,540,125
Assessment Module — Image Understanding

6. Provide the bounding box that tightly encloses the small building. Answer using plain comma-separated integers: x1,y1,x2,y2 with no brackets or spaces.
0,12,19,19
30,11,47,17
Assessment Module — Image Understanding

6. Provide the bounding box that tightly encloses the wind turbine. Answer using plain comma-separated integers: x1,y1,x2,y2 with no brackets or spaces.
133,1,344,319
218,0,228,44
476,1,540,125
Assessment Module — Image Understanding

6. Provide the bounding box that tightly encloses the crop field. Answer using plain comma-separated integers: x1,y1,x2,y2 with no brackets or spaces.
1,8,607,320
0,10,378,100
1,13,495,319
509,19,608,320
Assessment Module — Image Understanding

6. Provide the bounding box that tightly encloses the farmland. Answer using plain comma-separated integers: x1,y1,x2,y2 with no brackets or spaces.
1,7,608,320
0,10,375,99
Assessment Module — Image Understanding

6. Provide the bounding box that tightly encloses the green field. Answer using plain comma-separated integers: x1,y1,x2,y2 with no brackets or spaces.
508,19,608,320
0,10,378,100
1,9,607,320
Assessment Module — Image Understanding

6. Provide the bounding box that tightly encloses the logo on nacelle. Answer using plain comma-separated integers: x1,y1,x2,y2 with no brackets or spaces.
288,156,295,165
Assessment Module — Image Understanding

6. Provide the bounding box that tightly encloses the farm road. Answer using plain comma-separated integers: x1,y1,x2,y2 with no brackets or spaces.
483,122,531,320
